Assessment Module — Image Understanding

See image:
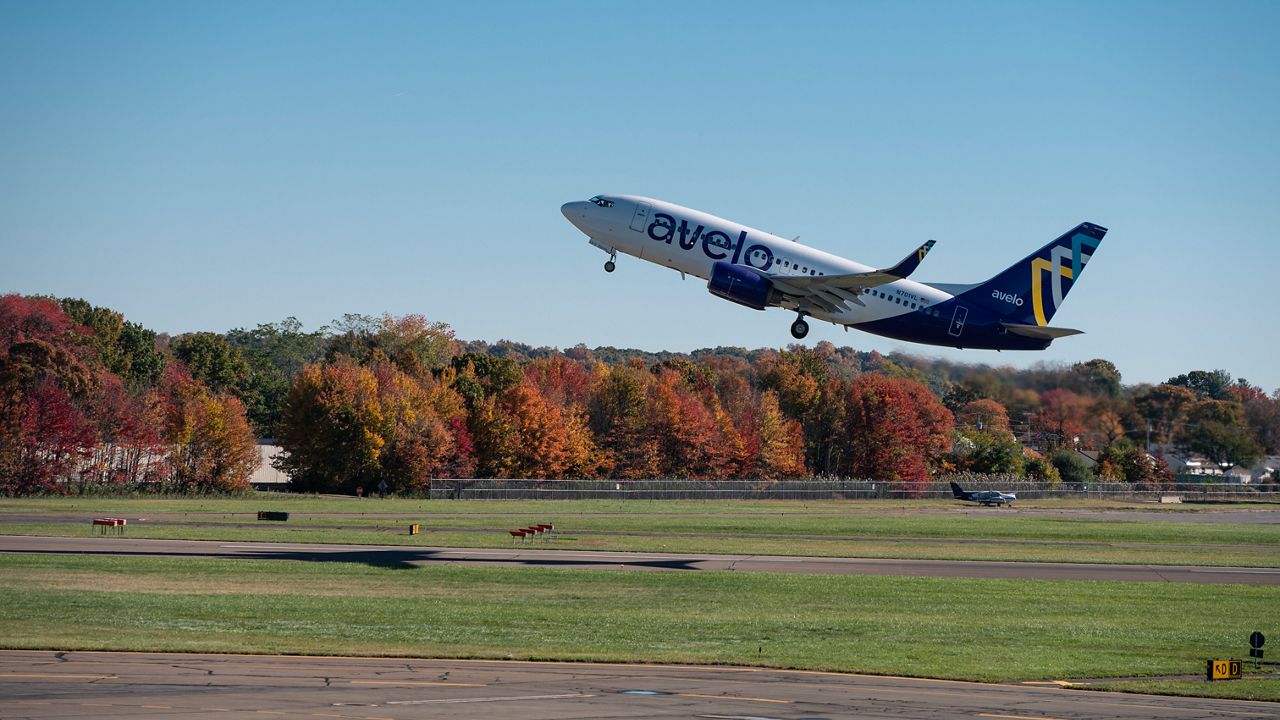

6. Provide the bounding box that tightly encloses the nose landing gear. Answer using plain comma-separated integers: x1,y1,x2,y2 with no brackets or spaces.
790,314,810,339
604,249,617,273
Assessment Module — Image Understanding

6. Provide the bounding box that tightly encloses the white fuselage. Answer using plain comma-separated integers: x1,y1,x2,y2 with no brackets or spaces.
561,194,954,328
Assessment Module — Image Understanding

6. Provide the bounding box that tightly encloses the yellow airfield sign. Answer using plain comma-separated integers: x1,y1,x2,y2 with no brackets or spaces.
1206,658,1242,681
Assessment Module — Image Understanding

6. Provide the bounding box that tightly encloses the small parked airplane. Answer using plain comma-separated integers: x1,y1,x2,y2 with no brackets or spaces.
561,195,1106,350
950,481,1017,506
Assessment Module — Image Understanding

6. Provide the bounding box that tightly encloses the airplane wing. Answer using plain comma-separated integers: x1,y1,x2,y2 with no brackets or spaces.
999,323,1084,340
745,240,937,313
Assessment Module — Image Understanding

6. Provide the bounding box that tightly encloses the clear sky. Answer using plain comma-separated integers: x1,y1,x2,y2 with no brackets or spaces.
2,1,1278,390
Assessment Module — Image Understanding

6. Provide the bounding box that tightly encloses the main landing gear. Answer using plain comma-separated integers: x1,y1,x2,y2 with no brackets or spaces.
790,313,810,339
604,249,617,273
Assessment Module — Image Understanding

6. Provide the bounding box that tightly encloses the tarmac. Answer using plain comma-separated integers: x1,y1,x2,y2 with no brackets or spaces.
2,650,1277,719
2,535,1278,584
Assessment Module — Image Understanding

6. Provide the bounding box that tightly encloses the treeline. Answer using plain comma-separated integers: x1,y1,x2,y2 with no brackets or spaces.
0,296,257,495
2,294,1278,496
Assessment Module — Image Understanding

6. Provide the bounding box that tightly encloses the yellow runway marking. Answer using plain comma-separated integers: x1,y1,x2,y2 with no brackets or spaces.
676,692,791,704
976,714,1062,720
351,680,486,687
1020,680,1076,686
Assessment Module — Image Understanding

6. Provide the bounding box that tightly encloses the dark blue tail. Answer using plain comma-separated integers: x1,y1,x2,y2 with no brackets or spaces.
961,222,1107,326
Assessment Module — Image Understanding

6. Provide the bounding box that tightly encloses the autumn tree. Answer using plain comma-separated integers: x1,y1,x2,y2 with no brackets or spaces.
276,361,386,493
161,366,259,492
1134,384,1196,445
588,364,660,478
754,390,807,479
837,374,954,495
1035,389,1090,449
955,398,1011,433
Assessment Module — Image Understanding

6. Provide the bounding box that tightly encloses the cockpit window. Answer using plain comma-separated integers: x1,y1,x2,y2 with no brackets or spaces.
589,195,614,208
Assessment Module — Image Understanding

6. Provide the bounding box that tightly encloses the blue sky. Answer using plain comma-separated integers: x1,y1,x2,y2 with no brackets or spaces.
2,1,1278,390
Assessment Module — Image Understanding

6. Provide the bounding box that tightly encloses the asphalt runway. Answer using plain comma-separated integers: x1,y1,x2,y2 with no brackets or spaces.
3,535,1278,584
2,650,1276,720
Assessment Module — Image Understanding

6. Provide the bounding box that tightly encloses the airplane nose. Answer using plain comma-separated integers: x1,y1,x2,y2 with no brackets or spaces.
560,202,576,220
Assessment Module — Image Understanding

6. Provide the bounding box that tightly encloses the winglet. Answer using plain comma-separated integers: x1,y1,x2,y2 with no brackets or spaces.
881,240,935,279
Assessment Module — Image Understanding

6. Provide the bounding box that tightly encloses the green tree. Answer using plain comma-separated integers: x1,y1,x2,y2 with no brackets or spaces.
1175,399,1263,472
1051,450,1092,487
953,428,1025,475
227,318,326,436
1071,358,1122,397
1167,369,1233,400
171,332,250,396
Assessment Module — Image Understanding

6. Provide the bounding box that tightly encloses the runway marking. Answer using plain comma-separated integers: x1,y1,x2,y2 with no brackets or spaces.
976,714,1062,720
351,680,486,687
1020,680,1076,686
141,705,173,709
677,693,791,704
385,693,595,705
1,673,117,680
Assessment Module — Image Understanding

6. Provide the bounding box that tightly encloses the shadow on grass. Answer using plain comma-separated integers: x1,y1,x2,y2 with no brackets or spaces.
13,547,701,571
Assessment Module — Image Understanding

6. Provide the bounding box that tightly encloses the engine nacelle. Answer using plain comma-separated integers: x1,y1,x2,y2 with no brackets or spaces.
707,261,777,311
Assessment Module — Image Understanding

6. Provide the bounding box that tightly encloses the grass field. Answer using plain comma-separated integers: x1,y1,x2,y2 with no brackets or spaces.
3,495,1277,567
4,494,1277,515
1084,678,1280,702
1,552,1276,692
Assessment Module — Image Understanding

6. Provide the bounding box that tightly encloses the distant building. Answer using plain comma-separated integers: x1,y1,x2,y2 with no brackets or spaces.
251,440,290,490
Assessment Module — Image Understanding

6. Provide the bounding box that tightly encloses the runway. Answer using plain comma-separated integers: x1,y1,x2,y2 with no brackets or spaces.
2,535,1278,584
1,650,1275,720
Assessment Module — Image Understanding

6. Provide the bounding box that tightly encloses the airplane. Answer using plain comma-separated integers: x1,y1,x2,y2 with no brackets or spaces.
560,194,1106,350
950,481,1017,506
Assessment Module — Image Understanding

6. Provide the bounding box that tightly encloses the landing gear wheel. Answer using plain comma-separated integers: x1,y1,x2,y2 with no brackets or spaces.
604,260,616,273
790,317,810,339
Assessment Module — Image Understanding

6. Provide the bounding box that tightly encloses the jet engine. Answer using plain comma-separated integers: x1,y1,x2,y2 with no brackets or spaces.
707,261,778,311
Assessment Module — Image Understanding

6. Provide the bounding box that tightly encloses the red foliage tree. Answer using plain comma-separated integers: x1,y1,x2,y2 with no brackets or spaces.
837,374,954,496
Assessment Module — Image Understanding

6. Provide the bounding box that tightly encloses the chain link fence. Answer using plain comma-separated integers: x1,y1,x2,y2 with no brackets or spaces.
429,476,1277,501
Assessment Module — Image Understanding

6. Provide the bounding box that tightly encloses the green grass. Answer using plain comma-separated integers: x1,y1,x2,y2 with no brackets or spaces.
1,552,1276,694
3,494,1274,515
3,495,1278,566
1084,678,1280,702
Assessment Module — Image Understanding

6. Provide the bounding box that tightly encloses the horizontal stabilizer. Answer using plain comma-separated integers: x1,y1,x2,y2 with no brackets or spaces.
1000,323,1084,340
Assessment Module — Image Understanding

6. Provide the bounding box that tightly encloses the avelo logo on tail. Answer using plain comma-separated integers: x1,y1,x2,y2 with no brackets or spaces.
991,290,1023,306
